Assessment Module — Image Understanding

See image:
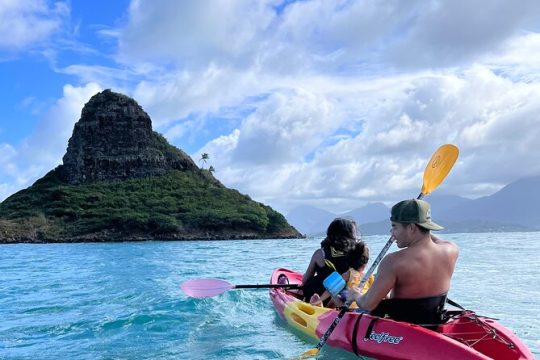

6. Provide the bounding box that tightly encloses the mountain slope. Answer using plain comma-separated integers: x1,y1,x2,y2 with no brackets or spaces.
287,205,335,235
342,202,389,224
284,177,540,235
439,176,540,230
287,203,390,236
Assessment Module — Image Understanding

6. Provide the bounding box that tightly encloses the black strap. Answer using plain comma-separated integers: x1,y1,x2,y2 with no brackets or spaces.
446,298,466,310
364,317,378,340
351,313,364,356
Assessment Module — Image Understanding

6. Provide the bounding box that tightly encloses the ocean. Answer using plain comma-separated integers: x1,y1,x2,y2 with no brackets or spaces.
0,232,538,359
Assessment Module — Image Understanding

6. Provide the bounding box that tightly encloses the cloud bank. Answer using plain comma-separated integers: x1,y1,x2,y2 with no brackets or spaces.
0,0,69,51
3,0,540,214
0,83,101,200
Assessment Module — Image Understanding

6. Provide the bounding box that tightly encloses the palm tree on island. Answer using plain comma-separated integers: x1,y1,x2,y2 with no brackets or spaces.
199,153,209,169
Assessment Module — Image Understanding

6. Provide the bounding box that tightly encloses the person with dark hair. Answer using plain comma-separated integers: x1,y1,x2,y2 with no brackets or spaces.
316,240,374,308
348,199,459,327
302,218,357,306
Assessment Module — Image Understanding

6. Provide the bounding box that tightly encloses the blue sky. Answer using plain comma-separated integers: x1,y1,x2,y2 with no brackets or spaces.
2,0,540,214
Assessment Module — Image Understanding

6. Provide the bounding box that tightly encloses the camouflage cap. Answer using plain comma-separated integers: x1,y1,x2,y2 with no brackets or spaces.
390,199,443,231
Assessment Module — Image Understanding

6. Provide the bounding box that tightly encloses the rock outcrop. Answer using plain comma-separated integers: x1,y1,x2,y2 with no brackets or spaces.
60,89,196,184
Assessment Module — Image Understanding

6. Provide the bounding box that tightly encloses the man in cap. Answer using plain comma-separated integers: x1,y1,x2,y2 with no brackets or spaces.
349,199,459,326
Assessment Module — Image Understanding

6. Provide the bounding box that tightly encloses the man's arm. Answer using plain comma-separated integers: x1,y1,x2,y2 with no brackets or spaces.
352,255,397,311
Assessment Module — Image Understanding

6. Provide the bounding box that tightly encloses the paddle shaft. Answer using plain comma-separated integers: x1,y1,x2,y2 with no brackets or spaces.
234,284,301,289
310,192,426,352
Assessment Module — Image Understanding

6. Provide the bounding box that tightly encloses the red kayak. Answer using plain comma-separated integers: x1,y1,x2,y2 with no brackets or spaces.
270,268,534,360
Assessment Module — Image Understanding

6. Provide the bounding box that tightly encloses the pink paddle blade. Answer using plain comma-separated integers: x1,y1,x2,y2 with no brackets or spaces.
180,278,234,298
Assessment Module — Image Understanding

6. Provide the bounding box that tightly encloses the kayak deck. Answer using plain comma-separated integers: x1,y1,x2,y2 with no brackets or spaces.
270,268,534,360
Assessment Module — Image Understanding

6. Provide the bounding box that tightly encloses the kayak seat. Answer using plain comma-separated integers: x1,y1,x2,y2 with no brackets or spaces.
371,293,447,330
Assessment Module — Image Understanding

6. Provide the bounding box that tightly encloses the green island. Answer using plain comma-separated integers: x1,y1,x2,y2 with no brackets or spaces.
0,90,301,243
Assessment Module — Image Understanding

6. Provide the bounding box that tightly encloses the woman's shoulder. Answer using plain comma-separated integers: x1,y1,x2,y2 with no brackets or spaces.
311,248,325,265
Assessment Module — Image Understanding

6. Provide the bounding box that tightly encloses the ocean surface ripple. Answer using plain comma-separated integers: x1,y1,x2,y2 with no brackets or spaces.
0,233,538,359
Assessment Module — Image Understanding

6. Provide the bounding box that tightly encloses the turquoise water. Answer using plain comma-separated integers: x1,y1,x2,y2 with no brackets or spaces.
0,232,538,359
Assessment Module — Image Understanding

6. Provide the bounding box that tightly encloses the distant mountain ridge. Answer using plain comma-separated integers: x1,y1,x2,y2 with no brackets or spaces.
287,202,390,235
342,202,389,224
286,176,540,235
439,176,540,228
286,205,335,236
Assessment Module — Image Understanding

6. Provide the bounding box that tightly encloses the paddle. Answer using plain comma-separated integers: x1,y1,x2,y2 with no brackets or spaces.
181,278,301,298
297,144,459,359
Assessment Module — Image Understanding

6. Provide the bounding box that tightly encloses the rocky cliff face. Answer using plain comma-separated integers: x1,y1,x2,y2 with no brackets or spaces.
60,89,197,184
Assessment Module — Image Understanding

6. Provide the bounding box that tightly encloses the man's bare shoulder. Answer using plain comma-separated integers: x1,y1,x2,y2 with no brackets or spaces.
430,235,460,261
381,249,408,268
432,235,459,250
431,234,456,245
383,250,402,261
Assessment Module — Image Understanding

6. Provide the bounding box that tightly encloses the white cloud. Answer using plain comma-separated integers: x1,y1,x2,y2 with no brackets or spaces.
0,0,69,50
0,142,46,200
187,65,540,213
6,0,540,214
482,32,540,84
57,64,135,85
117,0,540,74
389,0,540,68
231,89,342,164
119,0,275,68
117,0,401,75
0,143,17,168
45,0,540,212
0,83,102,201
132,65,262,127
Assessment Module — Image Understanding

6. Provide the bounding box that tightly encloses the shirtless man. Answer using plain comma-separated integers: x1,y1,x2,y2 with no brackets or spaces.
349,199,459,325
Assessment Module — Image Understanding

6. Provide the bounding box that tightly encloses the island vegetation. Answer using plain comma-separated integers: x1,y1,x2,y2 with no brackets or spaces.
0,168,295,243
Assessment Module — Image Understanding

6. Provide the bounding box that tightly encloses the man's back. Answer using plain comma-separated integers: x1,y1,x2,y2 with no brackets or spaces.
390,234,458,299
351,199,459,316
353,228,459,312
361,231,459,326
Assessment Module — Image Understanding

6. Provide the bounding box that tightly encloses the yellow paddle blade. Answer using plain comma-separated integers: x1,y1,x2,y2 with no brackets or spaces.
420,144,459,196
292,348,319,359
